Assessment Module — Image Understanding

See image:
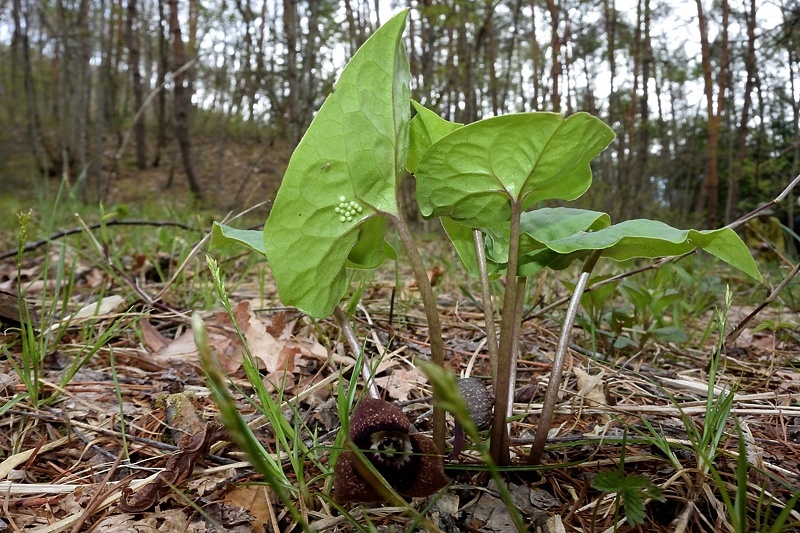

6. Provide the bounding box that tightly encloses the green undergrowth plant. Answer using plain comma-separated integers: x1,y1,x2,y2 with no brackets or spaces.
590,432,665,529
209,7,762,517
561,256,727,356
574,266,691,353
4,207,127,408
203,257,323,505
4,211,49,407
193,310,310,532
630,286,800,531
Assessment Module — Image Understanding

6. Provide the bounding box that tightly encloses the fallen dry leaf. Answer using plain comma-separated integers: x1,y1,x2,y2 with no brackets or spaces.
374,366,428,402
120,423,228,513
573,366,611,423
224,485,275,532
93,509,190,532
140,319,170,352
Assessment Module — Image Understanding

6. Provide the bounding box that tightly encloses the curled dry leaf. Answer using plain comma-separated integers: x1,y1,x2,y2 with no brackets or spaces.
573,367,611,424
120,422,227,513
333,398,447,503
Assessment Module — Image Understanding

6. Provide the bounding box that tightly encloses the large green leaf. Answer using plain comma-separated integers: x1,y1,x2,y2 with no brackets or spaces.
261,11,410,318
522,219,762,281
443,208,611,278
470,210,761,281
454,208,609,277
547,220,760,277
514,208,611,276
209,220,395,270
414,112,615,227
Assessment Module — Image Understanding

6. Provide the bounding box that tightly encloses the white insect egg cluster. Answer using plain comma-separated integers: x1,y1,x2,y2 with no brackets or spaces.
334,195,363,223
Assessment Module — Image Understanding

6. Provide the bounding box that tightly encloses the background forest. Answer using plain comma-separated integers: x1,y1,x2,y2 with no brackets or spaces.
1,0,799,229
2,3,800,531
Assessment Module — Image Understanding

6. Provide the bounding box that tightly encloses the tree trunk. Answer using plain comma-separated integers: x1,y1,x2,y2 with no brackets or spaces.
546,0,561,112
153,0,169,167
75,0,91,192
724,0,757,224
109,0,124,146
93,0,108,196
786,17,800,236
501,0,524,111
529,1,541,110
483,0,499,115
419,0,437,107
299,0,322,131
188,0,199,89
461,5,477,122
601,0,618,215
283,0,300,145
562,12,573,114
126,0,147,170
604,0,617,123
694,0,728,226
168,0,203,199
407,0,420,98
343,0,361,52
632,0,652,214
13,0,50,176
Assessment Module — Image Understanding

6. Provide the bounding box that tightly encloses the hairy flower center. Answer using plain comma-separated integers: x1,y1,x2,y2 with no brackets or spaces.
368,430,412,468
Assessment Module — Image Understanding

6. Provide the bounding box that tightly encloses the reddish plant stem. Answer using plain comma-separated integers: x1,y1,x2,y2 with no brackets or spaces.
391,215,446,451
489,201,522,466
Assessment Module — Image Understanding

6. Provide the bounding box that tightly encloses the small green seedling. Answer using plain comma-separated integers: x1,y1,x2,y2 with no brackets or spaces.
210,8,761,491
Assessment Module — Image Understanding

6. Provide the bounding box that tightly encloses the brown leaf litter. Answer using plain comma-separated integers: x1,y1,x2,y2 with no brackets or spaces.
1,244,799,531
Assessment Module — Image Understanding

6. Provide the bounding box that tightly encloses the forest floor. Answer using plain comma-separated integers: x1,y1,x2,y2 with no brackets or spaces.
0,127,292,233
1,140,800,532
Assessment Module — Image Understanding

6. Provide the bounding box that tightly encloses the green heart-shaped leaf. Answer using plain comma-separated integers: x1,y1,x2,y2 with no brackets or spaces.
415,112,615,227
470,210,760,282
539,220,761,281
440,217,500,278
407,100,462,174
486,207,612,265
211,222,267,257
346,216,397,269
262,11,410,318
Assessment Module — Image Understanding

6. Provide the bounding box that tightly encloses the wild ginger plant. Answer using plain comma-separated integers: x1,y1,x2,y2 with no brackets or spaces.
209,8,761,485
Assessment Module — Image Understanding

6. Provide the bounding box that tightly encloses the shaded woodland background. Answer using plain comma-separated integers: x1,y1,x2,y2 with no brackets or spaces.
1,0,799,229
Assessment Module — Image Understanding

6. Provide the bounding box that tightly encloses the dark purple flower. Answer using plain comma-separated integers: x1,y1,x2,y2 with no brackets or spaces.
333,397,448,503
